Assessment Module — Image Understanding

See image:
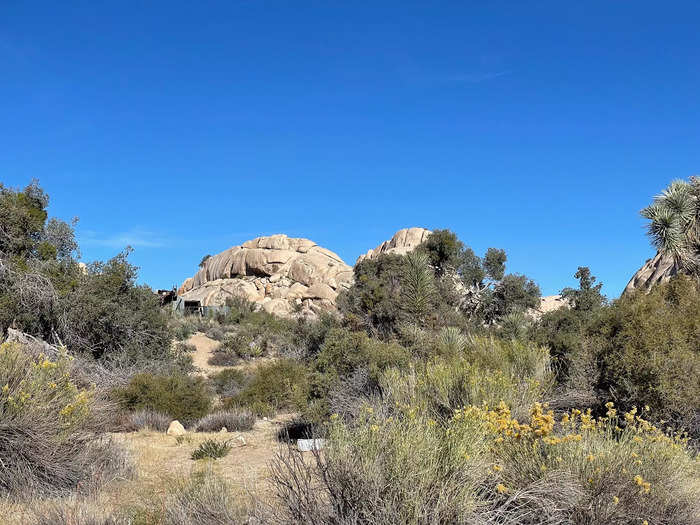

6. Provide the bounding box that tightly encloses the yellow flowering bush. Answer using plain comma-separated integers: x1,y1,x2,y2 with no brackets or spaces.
292,395,699,524
0,342,92,429
0,342,130,496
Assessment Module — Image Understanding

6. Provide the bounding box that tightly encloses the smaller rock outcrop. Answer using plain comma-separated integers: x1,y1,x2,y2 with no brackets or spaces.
167,420,186,436
623,252,679,295
356,227,432,264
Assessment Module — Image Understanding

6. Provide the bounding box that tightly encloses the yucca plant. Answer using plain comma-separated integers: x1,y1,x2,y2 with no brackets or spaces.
191,439,232,461
641,177,700,273
399,251,436,322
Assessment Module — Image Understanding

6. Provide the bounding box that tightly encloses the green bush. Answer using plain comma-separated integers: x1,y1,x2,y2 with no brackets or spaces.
223,359,309,417
115,373,212,426
314,327,411,386
590,276,700,435
209,368,249,397
337,254,406,337
382,336,551,423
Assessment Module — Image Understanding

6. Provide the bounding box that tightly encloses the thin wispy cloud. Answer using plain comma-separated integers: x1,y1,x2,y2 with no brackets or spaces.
446,70,510,84
80,229,166,249
396,60,511,88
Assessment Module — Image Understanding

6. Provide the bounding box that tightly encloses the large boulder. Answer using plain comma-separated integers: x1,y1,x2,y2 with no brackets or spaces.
623,251,680,295
178,234,353,317
356,227,432,264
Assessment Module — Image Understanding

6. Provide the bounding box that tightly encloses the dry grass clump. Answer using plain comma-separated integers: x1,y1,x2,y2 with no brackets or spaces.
0,342,133,497
195,409,256,432
31,498,127,525
122,409,171,432
164,466,250,524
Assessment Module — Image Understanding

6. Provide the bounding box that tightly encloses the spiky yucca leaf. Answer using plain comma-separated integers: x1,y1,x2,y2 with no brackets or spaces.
400,251,436,321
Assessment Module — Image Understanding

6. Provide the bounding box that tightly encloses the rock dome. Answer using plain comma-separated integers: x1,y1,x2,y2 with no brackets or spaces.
178,234,354,317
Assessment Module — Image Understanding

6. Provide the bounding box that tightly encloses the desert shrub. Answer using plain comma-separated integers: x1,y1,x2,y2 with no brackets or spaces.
465,402,700,524
205,324,225,341
207,348,238,366
268,400,700,525
306,327,411,421
123,409,171,432
62,252,173,365
286,313,339,359
589,276,700,436
381,336,551,422
32,498,127,525
115,373,212,426
209,368,249,397
314,328,411,383
174,341,196,355
224,359,309,416
532,266,606,383
221,332,263,359
170,316,200,341
195,409,255,432
0,342,133,497
191,439,232,460
164,467,248,524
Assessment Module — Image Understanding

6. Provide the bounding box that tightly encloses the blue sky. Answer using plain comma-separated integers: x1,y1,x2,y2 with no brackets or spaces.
2,1,699,297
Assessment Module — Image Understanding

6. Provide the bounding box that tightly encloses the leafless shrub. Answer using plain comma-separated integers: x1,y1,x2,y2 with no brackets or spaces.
327,366,375,422
195,409,255,432
122,410,171,432
262,445,332,525
32,498,127,525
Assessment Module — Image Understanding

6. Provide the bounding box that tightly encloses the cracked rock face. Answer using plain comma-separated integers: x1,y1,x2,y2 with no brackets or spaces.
623,251,680,295
356,227,432,264
178,234,354,317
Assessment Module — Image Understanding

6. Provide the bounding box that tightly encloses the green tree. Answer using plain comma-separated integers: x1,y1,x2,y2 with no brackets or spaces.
0,180,49,258
418,229,464,276
532,267,605,382
561,266,606,312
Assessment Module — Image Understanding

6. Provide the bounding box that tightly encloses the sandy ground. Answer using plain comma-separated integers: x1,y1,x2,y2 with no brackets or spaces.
2,414,294,523
186,331,224,373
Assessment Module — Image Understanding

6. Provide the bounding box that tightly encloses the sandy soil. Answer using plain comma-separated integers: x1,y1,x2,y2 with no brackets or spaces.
2,414,295,523
186,332,224,373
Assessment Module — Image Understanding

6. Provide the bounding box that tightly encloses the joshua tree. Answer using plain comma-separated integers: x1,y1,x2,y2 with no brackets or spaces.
641,177,700,273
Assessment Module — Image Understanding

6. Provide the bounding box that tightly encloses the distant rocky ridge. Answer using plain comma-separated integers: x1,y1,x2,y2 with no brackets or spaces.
178,234,353,317
623,251,679,295
178,228,568,318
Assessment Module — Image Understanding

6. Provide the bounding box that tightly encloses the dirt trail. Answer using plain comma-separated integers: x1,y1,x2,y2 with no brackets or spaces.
186,332,223,374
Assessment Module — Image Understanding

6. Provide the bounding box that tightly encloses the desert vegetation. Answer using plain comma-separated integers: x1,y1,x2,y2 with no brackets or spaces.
0,179,698,524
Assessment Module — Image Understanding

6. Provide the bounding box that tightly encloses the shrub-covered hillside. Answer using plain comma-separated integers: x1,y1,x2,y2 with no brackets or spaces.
0,179,698,524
